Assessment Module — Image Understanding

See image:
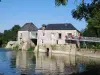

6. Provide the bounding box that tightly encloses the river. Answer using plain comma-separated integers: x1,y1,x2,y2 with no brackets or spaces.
0,48,100,75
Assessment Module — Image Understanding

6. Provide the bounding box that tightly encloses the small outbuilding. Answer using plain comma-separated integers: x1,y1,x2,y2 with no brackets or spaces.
18,23,38,50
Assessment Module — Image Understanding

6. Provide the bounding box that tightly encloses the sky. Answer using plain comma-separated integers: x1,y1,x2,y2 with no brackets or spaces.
0,0,87,32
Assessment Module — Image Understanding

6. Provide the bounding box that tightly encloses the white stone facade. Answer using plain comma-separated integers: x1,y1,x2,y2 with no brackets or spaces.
18,31,37,44
37,30,79,45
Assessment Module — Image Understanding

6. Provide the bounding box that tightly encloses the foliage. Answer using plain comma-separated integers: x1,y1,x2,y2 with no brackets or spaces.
10,57,16,68
0,33,3,47
55,0,85,6
28,46,35,51
0,25,21,47
82,10,100,37
3,25,21,42
13,45,19,50
56,0,100,37
72,0,100,37
80,41,100,49
55,0,68,6
72,0,100,21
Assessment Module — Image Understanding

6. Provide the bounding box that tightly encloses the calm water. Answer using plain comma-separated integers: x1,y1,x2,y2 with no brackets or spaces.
0,48,100,75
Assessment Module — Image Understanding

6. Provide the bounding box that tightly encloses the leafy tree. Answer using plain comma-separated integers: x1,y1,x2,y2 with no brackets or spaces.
87,10,100,37
71,0,100,37
3,25,21,42
11,25,21,40
0,25,21,47
72,0,100,21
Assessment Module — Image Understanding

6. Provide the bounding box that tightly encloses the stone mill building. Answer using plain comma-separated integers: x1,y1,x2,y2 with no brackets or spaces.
37,23,80,54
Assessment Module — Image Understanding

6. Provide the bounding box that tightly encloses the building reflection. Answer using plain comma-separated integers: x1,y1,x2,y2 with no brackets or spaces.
16,51,36,75
35,53,77,75
15,51,100,75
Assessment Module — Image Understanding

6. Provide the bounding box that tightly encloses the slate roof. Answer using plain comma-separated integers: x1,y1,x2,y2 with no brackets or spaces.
19,23,38,31
39,23,78,30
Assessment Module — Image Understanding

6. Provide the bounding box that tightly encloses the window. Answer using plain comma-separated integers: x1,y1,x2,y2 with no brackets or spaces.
68,33,72,36
58,33,61,39
67,33,72,38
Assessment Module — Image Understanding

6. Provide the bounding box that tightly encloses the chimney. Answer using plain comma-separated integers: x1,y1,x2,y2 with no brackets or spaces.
42,24,46,30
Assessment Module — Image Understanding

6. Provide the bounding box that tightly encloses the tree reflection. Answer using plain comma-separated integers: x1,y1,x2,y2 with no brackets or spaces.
10,52,16,68
10,57,16,68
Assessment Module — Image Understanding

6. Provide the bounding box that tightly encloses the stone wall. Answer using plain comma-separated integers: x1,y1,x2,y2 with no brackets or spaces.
6,41,18,49
37,44,100,58
38,44,77,55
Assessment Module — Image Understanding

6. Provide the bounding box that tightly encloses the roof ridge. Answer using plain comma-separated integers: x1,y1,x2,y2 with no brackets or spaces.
47,23,72,25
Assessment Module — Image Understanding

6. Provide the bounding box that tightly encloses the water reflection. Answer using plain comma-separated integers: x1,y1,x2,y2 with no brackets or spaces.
16,51,36,75
0,49,100,75
35,53,77,75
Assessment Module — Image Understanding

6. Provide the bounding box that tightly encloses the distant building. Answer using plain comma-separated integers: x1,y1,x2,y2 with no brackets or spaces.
18,23,38,46
37,23,79,45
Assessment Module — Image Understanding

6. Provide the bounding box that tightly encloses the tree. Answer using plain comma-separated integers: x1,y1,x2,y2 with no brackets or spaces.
87,8,100,37
72,0,100,21
3,25,21,45
71,0,100,37
11,25,21,40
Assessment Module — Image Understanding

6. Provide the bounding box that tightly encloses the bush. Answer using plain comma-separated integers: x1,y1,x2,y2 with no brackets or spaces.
27,46,35,51
80,42,100,49
13,45,19,50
